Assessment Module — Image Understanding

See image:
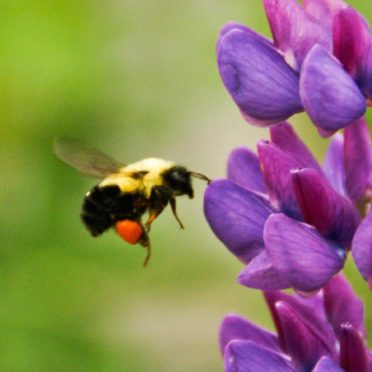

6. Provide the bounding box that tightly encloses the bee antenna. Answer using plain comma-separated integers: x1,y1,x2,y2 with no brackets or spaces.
189,171,212,184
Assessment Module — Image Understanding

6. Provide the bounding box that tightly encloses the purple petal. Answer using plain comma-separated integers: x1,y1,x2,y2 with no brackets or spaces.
323,134,347,196
204,179,275,263
264,291,337,358
352,209,372,287
264,213,345,292
217,26,303,127
344,117,372,202
263,0,331,70
323,273,366,338
270,122,322,172
333,7,372,98
340,323,370,372
217,22,273,54
227,147,266,193
312,356,344,372
291,167,360,247
300,44,366,134
219,314,280,355
224,340,294,372
238,251,290,290
275,301,336,371
257,140,302,220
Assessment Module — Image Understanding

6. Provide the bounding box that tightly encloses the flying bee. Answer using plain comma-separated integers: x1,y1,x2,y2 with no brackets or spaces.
53,138,210,266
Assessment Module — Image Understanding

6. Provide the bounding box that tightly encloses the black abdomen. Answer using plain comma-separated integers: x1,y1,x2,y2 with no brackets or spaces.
81,185,147,237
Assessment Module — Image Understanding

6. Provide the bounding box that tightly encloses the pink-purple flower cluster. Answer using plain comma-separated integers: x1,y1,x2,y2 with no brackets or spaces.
205,119,372,291
206,0,372,369
221,274,371,371
217,0,372,137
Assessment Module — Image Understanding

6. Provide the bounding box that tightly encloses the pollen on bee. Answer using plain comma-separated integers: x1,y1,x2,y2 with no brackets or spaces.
115,220,143,245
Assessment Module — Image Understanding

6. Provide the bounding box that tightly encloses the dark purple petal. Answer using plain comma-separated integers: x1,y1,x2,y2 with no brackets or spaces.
344,117,372,202
227,147,266,193
340,323,370,372
275,301,336,371
217,26,303,127
264,291,337,358
264,213,345,292
352,209,372,287
333,7,372,98
270,122,322,172
257,140,302,220
300,45,366,134
323,134,347,197
312,356,344,372
291,168,360,247
238,251,290,290
224,340,294,372
219,314,280,355
204,179,275,263
263,0,331,70
323,273,366,338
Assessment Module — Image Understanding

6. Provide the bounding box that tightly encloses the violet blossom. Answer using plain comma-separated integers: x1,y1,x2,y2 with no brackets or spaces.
203,119,372,292
217,0,372,136
220,274,371,372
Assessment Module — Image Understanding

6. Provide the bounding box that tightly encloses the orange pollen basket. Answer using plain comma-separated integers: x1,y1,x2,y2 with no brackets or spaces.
115,220,143,245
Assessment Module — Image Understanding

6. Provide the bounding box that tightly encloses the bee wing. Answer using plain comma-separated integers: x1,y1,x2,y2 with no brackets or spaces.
53,137,125,178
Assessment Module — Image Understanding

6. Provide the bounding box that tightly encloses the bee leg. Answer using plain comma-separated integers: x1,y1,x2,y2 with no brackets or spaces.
139,229,151,267
170,197,184,229
145,212,159,232
142,241,152,267
145,185,173,232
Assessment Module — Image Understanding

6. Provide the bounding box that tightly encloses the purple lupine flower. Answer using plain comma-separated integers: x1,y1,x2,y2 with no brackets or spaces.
220,274,371,372
204,121,363,292
217,0,371,135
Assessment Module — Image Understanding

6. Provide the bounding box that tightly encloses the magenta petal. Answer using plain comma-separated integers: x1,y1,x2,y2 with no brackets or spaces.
263,0,331,70
344,117,372,202
275,301,335,371
264,291,337,358
291,168,360,247
219,314,280,355
312,356,344,372
238,251,290,290
323,134,347,196
204,179,275,263
323,273,366,338
303,0,347,27
333,7,372,97
264,214,345,292
217,26,303,126
227,147,266,193
340,323,370,372
352,209,372,287
224,340,294,372
270,122,322,172
300,45,366,133
257,140,301,220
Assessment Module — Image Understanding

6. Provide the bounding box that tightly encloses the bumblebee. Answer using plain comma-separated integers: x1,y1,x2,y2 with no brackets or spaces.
53,138,210,265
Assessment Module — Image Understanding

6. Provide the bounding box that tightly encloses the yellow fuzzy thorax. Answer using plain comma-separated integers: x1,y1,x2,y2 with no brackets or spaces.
99,158,175,198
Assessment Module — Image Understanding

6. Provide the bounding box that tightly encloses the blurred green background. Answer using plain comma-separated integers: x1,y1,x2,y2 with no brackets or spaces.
1,1,371,371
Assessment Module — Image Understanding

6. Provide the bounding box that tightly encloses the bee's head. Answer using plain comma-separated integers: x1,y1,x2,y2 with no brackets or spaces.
163,166,211,198
163,166,194,198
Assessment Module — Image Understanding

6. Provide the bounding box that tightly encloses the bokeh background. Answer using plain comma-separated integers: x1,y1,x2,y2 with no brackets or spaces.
1,1,371,371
